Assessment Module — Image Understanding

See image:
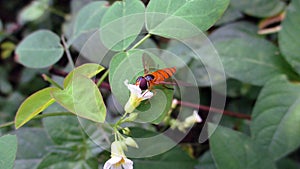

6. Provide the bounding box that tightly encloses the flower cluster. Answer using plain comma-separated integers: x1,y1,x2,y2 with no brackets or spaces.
170,110,202,132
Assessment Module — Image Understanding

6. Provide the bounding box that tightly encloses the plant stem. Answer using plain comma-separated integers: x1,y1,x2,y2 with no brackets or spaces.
42,74,63,90
0,112,73,128
47,6,66,18
97,69,109,87
0,121,14,128
177,100,251,120
128,33,151,51
61,35,75,69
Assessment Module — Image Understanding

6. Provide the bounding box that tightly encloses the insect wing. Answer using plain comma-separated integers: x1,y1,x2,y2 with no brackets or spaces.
142,53,156,74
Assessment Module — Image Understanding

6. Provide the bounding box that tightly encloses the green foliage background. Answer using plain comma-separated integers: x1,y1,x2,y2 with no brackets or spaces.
0,0,300,169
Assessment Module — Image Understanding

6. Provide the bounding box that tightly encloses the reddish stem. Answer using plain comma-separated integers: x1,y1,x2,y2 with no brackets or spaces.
177,100,251,120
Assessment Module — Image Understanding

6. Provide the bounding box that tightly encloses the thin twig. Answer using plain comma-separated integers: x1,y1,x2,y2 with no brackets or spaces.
97,69,109,87
177,100,251,120
61,35,75,69
128,33,151,51
42,74,63,90
0,112,73,129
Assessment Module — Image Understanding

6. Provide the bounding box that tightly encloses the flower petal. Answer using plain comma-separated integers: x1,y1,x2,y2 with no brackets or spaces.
122,158,134,169
193,110,202,123
141,90,153,100
103,156,122,169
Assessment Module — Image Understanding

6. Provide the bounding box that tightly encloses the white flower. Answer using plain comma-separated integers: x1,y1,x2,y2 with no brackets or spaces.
124,80,153,113
183,110,202,128
103,156,133,169
103,141,133,169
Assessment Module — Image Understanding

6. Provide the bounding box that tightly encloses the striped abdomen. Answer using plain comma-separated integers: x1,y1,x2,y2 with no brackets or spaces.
150,67,176,82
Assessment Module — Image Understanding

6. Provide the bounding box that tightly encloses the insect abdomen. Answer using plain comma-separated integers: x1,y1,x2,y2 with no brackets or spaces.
153,67,176,81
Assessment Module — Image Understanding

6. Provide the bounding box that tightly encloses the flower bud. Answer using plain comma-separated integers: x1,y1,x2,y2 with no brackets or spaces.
125,137,139,148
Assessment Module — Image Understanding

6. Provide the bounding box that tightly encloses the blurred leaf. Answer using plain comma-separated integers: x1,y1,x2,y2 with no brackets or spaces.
163,40,193,68
277,158,300,169
15,128,53,159
0,134,17,169
51,75,106,123
1,41,15,59
47,118,84,145
133,146,197,169
210,21,259,41
231,0,285,17
43,108,83,145
215,37,292,86
109,50,173,123
195,151,217,169
71,1,108,43
37,153,98,169
100,0,145,51
14,159,41,169
251,75,300,160
0,19,2,30
63,63,105,88
209,124,276,169
279,0,300,75
0,67,12,94
15,30,64,68
15,87,56,129
42,103,100,168
215,5,243,25
18,0,50,25
146,0,229,38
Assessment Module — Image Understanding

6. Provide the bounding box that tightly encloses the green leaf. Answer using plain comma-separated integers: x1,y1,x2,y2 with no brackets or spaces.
214,37,292,86
209,21,259,42
231,0,285,18
100,0,145,51
279,0,300,75
215,5,243,26
146,0,229,38
37,153,98,169
15,128,53,159
43,113,84,145
251,76,300,160
0,134,17,169
63,63,105,88
18,0,49,24
109,50,173,123
51,74,106,123
15,30,64,68
195,151,217,169
71,1,108,42
133,146,197,169
277,158,300,169
15,87,56,129
209,124,276,169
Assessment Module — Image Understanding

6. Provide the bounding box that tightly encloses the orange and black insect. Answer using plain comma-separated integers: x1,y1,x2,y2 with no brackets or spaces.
135,54,176,90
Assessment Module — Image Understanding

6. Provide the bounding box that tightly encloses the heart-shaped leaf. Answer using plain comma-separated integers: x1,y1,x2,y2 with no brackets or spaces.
51,75,106,123
63,63,105,88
